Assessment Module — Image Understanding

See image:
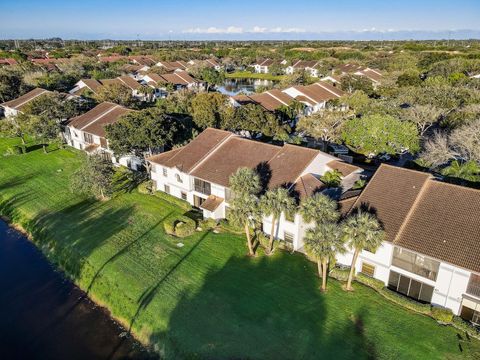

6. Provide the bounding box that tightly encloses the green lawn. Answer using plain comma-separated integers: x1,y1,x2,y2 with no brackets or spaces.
225,71,285,81
0,137,479,359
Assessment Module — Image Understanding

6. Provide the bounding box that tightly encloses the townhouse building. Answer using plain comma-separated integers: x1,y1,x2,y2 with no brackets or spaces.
147,128,363,250
64,102,142,170
337,164,480,322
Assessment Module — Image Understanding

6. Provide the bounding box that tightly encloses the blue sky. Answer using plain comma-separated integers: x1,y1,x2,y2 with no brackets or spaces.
1,0,479,40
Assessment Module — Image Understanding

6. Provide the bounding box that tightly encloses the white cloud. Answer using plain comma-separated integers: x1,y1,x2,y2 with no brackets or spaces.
183,26,243,34
268,27,306,33
252,26,268,33
183,25,306,34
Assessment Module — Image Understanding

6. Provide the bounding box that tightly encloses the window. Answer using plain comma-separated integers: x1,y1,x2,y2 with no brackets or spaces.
467,274,480,298
163,168,168,177
392,247,439,281
84,132,93,144
361,262,375,277
164,185,170,194
194,178,211,195
100,151,112,161
283,231,294,244
225,188,234,202
388,270,434,303
181,192,187,201
193,195,205,208
175,173,183,183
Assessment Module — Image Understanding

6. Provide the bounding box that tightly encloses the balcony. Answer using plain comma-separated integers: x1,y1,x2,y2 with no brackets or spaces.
391,247,439,281
193,178,211,196
467,274,480,298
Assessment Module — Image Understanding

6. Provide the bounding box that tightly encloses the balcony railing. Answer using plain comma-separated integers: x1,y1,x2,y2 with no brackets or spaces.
467,274,480,298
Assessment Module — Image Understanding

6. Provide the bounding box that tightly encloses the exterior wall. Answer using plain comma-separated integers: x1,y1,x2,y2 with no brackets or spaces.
2,106,19,117
335,242,473,315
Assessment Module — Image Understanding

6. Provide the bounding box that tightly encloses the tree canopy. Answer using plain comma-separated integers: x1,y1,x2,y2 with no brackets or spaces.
342,114,420,157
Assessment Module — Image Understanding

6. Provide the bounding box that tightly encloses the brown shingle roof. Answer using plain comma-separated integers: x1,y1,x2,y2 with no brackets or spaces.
200,195,224,212
1,88,50,111
350,164,480,273
148,128,232,172
118,75,141,90
190,136,280,187
350,165,431,242
67,102,131,138
150,128,326,191
395,181,480,273
327,160,361,177
294,174,326,199
267,145,320,189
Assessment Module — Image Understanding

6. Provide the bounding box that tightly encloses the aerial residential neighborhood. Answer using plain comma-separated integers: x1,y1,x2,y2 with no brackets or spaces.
1,1,480,360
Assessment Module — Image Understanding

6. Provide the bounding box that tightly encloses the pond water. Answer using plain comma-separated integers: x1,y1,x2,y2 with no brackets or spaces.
216,78,275,96
0,219,155,360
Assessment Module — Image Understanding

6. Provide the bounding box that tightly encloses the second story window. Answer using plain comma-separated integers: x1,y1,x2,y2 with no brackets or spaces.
391,247,440,281
84,132,93,144
163,168,168,177
176,173,183,183
194,178,211,195
467,274,480,298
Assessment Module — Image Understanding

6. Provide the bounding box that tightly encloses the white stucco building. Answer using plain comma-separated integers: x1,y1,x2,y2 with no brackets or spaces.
64,102,142,170
148,128,362,250
0,88,52,117
336,164,480,322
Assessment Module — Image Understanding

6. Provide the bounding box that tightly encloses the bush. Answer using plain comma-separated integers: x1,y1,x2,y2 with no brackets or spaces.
200,218,217,231
431,306,454,323
380,288,431,315
175,218,196,238
138,180,154,195
330,267,350,281
163,217,176,235
452,316,480,338
163,215,196,237
356,273,385,291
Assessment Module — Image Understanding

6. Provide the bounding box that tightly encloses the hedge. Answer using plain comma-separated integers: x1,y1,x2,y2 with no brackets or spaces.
356,273,385,291
138,180,154,195
431,306,454,323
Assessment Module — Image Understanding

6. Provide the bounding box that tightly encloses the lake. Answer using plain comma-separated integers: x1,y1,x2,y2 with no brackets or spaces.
0,219,155,360
216,78,275,96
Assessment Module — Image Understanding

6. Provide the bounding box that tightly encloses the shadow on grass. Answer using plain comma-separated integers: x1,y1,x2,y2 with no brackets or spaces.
26,199,135,282
146,251,376,359
106,231,211,360
85,211,174,295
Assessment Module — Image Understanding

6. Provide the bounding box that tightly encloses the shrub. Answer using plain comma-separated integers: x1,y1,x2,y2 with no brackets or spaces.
431,306,454,323
200,218,217,231
138,180,154,195
330,267,350,281
452,316,480,338
163,215,196,237
175,218,196,238
356,273,385,291
380,288,431,315
163,217,176,235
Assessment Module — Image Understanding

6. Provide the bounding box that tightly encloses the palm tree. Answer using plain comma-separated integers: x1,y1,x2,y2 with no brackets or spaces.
304,222,345,291
229,168,261,256
300,193,340,224
260,187,296,255
441,160,480,183
320,169,343,188
342,211,385,291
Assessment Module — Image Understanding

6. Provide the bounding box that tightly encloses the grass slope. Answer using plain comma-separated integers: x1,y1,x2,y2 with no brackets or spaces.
0,137,479,359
